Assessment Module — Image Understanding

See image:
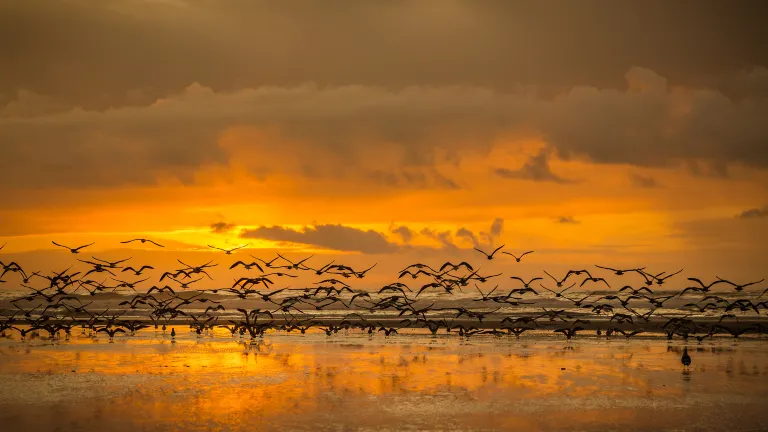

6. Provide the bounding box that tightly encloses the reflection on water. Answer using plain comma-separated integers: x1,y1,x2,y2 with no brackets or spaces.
1,330,767,431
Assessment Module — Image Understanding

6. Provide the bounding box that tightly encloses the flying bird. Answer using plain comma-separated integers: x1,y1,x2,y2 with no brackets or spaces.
715,276,765,292
540,283,576,298
52,241,94,254
594,265,645,276
502,250,534,262
120,239,164,247
509,276,543,288
121,265,154,276
474,244,505,260
229,261,264,272
208,244,249,254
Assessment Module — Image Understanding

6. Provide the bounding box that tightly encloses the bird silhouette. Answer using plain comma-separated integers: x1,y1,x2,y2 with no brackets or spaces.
502,250,534,262
52,241,94,254
681,347,691,368
474,244,505,260
121,239,164,247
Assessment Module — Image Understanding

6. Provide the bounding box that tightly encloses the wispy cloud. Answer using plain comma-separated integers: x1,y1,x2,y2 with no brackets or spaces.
389,224,414,243
420,228,457,249
494,149,575,184
736,205,768,219
210,221,236,234
629,173,658,188
240,224,400,254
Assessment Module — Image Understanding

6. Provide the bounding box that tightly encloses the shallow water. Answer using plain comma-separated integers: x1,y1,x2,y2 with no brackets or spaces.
1,330,767,431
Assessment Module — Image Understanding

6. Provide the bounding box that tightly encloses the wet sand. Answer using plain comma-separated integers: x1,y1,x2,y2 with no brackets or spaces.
1,330,767,431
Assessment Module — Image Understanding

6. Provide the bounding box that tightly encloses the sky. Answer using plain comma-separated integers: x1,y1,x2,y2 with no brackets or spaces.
1,0,767,290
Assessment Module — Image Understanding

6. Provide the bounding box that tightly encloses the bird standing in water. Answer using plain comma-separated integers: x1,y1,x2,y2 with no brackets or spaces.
171,328,176,339
681,347,691,369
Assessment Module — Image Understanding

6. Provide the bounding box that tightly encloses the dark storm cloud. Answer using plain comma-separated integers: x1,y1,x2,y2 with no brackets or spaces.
2,0,767,108
1,1,768,192
3,69,768,192
240,224,400,254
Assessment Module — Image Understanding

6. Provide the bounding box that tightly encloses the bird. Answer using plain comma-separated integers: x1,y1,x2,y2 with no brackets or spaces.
618,285,654,296
208,244,249,254
399,269,436,279
121,265,154,276
580,276,610,288
96,327,126,340
276,253,315,270
474,244,505,260
594,265,645,276
353,264,378,278
169,277,203,289
438,261,473,272
681,347,691,368
540,283,576,298
554,326,585,340
52,241,94,254
654,269,683,285
715,276,765,292
121,238,164,247
229,261,264,272
686,277,728,291
617,329,644,339
301,261,336,275
93,257,132,268
509,276,543,288
502,250,534,262
543,270,577,288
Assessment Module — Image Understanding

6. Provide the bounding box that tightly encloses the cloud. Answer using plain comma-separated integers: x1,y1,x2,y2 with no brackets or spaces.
390,224,414,243
3,67,768,194
240,224,400,254
489,218,504,237
210,221,236,234
455,227,480,248
3,2,766,108
736,205,768,219
366,169,460,190
555,216,580,224
685,159,731,179
494,149,575,183
476,218,505,247
629,173,659,188
420,228,457,249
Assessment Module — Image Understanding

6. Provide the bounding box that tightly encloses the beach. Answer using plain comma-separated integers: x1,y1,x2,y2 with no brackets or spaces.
1,330,767,431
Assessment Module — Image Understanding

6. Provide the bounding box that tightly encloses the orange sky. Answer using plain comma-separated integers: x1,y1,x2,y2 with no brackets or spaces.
1,1,767,289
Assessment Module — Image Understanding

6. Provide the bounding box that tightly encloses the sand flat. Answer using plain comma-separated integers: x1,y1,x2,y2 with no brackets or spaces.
1,331,767,431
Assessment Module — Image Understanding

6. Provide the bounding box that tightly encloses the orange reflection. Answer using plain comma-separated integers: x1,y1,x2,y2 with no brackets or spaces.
1,333,767,431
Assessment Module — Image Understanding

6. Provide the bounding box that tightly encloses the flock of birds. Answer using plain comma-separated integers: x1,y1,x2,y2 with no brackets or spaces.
2,240,768,360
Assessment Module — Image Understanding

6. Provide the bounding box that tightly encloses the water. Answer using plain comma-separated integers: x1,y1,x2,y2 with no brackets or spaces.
1,330,767,431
